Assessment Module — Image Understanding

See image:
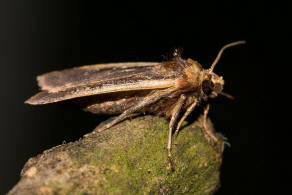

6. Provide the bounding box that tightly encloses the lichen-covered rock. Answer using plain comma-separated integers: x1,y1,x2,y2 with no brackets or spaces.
8,115,224,195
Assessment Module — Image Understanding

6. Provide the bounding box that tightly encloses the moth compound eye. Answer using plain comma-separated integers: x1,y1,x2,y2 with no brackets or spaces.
202,80,214,95
214,83,223,94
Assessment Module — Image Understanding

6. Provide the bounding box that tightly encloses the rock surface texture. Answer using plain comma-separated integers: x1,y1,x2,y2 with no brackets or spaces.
8,115,225,195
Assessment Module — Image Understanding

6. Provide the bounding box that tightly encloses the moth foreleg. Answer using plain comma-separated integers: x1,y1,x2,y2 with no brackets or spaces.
167,94,186,171
173,99,198,140
202,104,218,144
96,87,177,133
202,105,231,151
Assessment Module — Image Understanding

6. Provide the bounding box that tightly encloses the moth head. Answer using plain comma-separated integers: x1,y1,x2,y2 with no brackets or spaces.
201,72,224,98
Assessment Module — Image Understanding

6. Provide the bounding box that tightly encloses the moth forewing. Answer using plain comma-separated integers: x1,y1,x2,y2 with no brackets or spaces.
37,62,160,93
25,79,176,105
25,62,178,105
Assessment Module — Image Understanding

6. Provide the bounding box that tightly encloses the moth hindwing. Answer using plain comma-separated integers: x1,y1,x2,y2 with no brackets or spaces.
26,41,246,170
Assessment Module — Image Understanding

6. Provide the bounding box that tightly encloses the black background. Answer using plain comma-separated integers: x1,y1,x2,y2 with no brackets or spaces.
0,1,272,194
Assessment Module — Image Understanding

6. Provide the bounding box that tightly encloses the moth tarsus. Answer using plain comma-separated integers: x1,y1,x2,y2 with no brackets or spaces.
201,104,218,144
26,41,246,169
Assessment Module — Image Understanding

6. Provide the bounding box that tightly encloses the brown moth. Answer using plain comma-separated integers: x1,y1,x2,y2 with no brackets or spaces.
26,41,245,169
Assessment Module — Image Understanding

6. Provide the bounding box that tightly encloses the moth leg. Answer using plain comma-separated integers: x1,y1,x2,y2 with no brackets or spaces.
96,87,177,133
202,104,219,144
167,94,186,171
202,105,231,149
173,99,198,141
94,113,140,130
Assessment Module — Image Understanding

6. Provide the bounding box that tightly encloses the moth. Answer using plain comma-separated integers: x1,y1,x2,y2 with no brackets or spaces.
26,41,245,169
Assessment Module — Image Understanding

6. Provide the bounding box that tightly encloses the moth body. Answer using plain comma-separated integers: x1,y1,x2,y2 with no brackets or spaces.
26,41,245,170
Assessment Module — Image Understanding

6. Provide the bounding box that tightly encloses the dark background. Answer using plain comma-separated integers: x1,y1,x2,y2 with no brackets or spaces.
0,1,271,194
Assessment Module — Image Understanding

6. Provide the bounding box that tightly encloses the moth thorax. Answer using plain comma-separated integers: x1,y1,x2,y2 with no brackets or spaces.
184,58,203,86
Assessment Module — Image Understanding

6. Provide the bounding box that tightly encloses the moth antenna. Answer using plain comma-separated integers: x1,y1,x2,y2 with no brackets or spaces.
220,92,234,100
209,40,246,72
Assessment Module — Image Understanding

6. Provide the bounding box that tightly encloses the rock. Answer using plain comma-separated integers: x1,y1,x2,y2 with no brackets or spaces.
8,115,224,195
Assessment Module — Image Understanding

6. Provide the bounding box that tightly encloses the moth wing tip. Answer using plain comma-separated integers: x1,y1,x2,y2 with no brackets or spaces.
24,97,39,105
24,92,48,105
